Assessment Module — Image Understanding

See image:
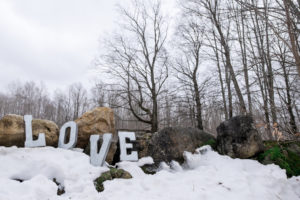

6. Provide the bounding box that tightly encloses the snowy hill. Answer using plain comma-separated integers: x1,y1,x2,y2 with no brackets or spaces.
0,146,299,200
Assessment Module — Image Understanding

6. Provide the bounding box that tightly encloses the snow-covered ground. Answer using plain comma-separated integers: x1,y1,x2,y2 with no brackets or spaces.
0,146,299,200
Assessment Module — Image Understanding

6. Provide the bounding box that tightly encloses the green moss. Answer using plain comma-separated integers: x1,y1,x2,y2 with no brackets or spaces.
201,139,217,150
94,171,112,192
286,150,300,176
258,146,280,160
258,141,300,177
110,168,123,178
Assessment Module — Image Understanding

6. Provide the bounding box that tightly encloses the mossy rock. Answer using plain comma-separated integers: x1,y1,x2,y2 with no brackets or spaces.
110,168,132,179
257,141,300,177
94,168,132,192
141,165,157,175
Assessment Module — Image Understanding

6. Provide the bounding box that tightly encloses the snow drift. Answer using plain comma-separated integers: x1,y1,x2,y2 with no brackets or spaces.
0,146,299,200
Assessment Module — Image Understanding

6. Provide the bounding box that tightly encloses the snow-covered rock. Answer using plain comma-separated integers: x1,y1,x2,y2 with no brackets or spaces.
0,146,299,200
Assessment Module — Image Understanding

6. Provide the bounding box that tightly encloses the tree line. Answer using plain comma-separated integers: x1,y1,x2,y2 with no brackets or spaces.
97,0,300,138
0,0,299,139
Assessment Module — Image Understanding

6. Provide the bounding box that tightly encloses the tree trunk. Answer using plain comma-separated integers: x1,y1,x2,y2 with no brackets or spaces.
225,63,233,118
283,0,300,76
239,8,252,114
211,10,247,114
193,78,203,130
281,53,298,133
215,47,228,120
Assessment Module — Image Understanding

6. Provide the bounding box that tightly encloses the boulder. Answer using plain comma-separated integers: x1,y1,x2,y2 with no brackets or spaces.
0,114,59,147
216,115,264,159
136,132,153,159
136,127,215,165
75,107,116,164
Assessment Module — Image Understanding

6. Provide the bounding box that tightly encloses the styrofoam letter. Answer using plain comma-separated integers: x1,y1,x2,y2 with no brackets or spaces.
58,121,78,149
90,134,112,166
24,115,46,147
118,131,138,161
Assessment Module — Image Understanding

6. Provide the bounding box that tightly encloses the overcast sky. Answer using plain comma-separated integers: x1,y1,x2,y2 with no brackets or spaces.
0,0,177,93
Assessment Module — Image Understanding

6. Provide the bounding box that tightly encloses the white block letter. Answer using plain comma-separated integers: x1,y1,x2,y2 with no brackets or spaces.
118,131,138,161
58,121,78,149
90,134,112,166
24,115,46,147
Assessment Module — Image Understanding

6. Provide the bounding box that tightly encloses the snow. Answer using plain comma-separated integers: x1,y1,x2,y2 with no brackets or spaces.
0,146,106,200
0,146,299,200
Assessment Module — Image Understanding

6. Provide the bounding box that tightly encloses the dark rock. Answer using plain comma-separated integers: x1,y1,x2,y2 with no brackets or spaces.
216,115,264,159
140,165,157,175
53,178,65,196
138,127,215,165
136,132,152,159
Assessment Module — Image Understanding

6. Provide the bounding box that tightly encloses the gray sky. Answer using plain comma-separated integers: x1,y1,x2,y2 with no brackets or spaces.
0,0,177,93
0,0,118,92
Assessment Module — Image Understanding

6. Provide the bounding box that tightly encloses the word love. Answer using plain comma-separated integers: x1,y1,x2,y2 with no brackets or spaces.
24,115,138,166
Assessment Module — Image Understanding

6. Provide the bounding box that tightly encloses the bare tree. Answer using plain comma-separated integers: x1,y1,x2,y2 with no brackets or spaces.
68,83,88,120
99,0,169,132
236,0,300,76
174,15,207,130
231,1,253,114
183,0,247,114
273,39,299,134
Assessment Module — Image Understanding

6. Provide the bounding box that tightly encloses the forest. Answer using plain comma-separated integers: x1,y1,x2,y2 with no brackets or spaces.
0,0,299,140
